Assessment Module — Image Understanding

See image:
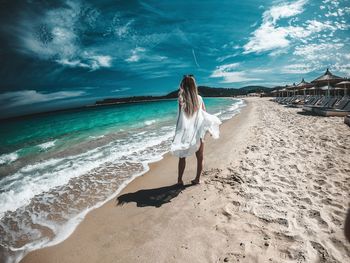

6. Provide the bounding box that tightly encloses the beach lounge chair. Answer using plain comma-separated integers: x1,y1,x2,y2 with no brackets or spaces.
302,97,338,113
318,96,349,110
314,99,350,117
281,96,297,105
285,95,305,107
303,96,322,106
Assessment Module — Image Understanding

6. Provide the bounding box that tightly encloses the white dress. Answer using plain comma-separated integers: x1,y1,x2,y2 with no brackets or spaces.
170,95,222,158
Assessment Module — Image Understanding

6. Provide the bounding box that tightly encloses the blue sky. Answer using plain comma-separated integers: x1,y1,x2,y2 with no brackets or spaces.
0,0,349,117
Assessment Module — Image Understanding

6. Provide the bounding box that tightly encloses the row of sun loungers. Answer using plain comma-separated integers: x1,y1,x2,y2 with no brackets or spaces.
272,95,350,117
313,97,350,117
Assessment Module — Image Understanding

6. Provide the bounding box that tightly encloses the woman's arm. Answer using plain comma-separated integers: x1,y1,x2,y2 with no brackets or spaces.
202,100,206,111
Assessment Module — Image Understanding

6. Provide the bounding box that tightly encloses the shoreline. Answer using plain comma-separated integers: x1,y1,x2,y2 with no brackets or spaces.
15,98,250,263
21,98,350,262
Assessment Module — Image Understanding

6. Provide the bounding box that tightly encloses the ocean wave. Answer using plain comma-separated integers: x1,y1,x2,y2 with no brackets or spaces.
0,130,174,217
88,135,105,139
144,119,156,126
37,140,57,151
0,151,19,165
0,97,244,262
0,130,174,263
215,98,245,121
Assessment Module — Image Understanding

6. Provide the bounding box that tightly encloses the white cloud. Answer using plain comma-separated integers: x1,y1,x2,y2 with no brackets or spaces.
11,0,112,70
111,87,131,92
243,23,291,53
294,43,344,61
281,64,314,74
104,13,135,39
125,47,167,63
333,63,350,76
289,42,350,76
56,55,112,70
93,55,112,67
243,0,309,54
0,90,86,108
305,20,336,32
210,63,261,83
125,47,146,62
55,59,91,69
265,0,308,23
242,0,346,56
216,53,239,63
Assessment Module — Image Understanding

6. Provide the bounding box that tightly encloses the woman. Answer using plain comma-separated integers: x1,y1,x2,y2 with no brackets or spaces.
170,75,222,185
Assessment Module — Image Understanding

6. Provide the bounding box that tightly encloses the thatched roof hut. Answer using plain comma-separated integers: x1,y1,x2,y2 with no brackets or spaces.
311,68,343,85
311,68,344,96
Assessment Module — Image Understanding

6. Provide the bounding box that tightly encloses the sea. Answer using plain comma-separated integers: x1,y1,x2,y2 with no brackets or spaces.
0,97,245,262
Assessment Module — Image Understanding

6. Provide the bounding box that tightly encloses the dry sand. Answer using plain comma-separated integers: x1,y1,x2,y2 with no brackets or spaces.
21,97,350,263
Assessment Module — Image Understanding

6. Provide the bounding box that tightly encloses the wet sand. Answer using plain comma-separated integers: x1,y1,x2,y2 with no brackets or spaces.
21,97,350,263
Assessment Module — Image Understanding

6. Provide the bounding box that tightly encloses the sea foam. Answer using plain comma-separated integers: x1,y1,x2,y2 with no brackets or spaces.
0,151,19,165
37,140,57,150
144,119,156,126
0,98,245,263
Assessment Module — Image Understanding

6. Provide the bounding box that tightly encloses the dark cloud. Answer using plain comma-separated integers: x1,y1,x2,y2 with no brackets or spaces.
0,0,349,118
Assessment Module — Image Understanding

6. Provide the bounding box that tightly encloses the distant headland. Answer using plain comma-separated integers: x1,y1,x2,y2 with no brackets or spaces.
94,85,271,106
1,86,270,121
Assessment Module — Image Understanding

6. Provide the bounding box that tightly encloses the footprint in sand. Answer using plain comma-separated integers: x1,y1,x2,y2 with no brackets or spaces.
219,253,246,263
278,249,306,262
330,237,350,258
308,210,328,228
321,198,344,210
310,241,337,263
300,197,312,205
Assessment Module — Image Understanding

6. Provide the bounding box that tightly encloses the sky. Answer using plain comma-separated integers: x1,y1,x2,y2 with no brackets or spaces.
0,0,349,118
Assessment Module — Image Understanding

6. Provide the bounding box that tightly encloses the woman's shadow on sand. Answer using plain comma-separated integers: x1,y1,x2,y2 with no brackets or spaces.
116,184,191,208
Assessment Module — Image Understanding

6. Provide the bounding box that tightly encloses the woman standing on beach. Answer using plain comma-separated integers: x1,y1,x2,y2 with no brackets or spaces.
171,75,222,185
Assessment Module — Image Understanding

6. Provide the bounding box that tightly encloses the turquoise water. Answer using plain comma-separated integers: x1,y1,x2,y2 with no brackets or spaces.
1,98,237,162
0,97,244,262
1,100,178,160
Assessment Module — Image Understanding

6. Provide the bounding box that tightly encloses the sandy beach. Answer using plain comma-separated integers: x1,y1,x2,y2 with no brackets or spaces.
21,97,350,263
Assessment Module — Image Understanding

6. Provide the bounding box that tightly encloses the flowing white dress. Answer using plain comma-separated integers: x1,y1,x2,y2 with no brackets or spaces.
170,95,222,158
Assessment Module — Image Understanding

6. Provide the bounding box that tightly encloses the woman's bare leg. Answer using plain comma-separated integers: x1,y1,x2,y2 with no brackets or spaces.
345,208,350,242
193,140,204,184
178,158,186,184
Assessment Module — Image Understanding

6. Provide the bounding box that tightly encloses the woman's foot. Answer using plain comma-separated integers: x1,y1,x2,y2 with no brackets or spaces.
191,178,200,185
177,180,184,186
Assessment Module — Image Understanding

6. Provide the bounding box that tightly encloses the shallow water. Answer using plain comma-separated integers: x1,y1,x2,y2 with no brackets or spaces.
0,97,245,262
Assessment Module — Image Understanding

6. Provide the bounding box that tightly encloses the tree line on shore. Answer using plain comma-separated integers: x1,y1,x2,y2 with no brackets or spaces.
95,85,271,105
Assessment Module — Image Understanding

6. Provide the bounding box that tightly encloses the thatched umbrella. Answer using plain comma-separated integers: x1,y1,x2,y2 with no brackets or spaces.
280,88,287,97
285,83,296,96
309,86,317,95
271,90,279,97
336,80,350,96
293,83,298,96
296,78,313,96
311,68,344,96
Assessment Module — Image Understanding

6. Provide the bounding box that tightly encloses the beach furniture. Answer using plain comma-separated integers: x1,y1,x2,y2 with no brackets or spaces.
285,95,306,107
311,69,344,96
280,96,297,105
336,80,350,96
302,96,338,112
314,98,350,117
304,96,323,106
296,78,313,96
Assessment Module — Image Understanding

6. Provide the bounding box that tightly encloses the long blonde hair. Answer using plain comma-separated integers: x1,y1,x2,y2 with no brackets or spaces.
178,75,200,117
